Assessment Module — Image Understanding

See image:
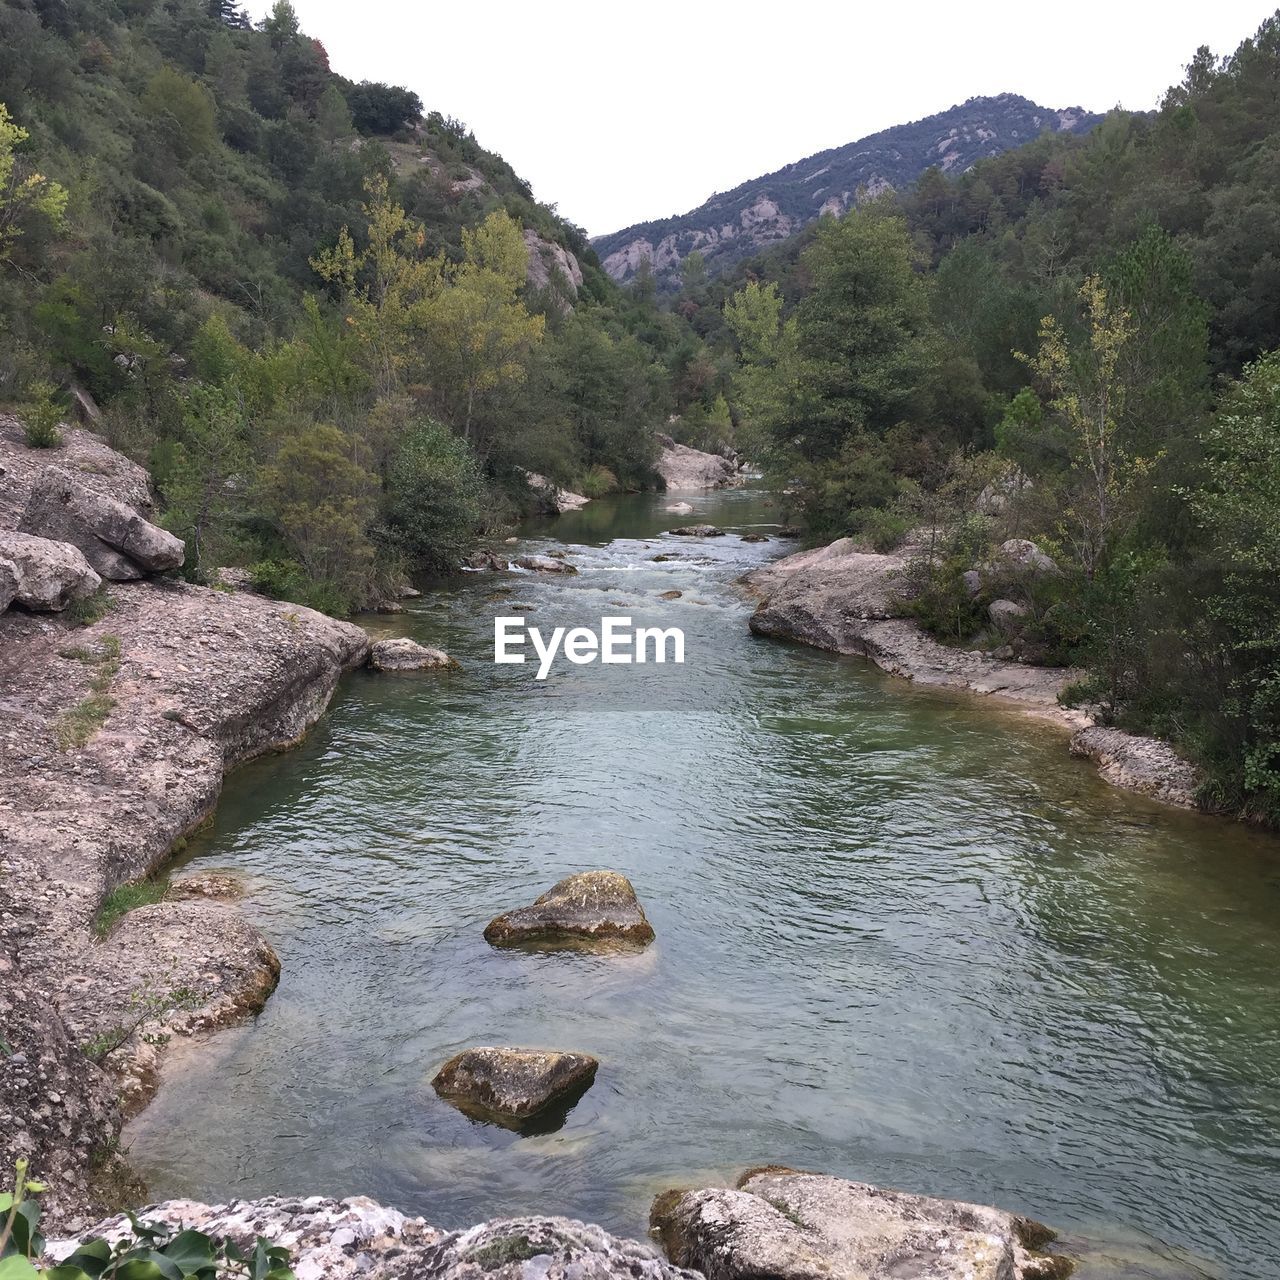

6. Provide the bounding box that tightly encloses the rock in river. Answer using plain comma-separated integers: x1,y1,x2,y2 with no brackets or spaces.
483,870,655,951
517,554,579,574
651,1167,1071,1280
432,1047,598,1129
669,525,724,538
368,637,456,672
665,501,694,515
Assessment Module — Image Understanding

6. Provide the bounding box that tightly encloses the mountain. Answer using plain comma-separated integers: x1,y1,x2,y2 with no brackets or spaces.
593,94,1102,289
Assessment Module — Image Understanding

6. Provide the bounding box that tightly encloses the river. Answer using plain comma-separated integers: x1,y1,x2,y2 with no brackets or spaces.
127,487,1280,1279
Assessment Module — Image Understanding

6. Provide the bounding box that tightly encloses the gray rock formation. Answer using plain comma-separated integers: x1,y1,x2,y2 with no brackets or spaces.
484,870,656,951
523,229,584,297
19,465,185,580
656,435,737,491
431,1047,599,1128
669,525,724,538
0,414,153,531
525,470,590,514
0,530,102,611
1,574,369,1224
369,638,456,672
665,502,694,515
651,1168,1071,1280
50,1201,699,1280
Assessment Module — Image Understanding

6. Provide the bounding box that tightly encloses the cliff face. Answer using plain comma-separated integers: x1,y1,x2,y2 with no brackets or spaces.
594,94,1101,289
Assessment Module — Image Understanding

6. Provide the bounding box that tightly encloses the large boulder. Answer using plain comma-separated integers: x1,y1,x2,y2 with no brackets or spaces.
656,434,737,491
484,871,655,951
651,1168,1071,1280
431,1047,598,1130
19,465,184,580
525,470,590,514
368,638,456,672
988,599,1029,632
0,531,102,611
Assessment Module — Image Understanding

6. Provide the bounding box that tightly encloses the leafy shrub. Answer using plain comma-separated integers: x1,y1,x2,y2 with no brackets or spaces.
853,506,911,552
380,419,485,574
19,380,64,448
577,465,617,499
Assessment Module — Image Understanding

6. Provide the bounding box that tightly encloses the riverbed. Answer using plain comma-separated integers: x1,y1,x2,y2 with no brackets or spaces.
127,488,1280,1279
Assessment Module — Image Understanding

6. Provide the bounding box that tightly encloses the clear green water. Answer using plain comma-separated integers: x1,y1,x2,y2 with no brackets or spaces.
127,489,1280,1278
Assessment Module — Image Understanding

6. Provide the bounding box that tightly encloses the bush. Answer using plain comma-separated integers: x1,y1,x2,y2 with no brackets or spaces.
381,419,485,574
854,506,911,552
578,465,617,499
19,380,64,448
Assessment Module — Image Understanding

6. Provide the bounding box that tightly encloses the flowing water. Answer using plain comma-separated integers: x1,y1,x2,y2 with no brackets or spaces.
127,488,1280,1278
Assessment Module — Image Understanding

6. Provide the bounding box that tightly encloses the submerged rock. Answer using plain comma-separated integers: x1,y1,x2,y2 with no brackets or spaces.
483,870,656,951
368,637,456,672
665,501,694,515
516,554,579,574
432,1047,598,1129
0,530,102,611
658,589,683,600
651,1167,1071,1280
669,525,724,538
740,533,769,543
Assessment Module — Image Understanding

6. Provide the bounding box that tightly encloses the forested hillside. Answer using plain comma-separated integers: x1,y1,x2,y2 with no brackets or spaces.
593,95,1100,291
0,0,720,609
688,13,1280,823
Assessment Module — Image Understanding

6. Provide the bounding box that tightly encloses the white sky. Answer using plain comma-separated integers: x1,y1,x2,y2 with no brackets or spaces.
250,1,1271,237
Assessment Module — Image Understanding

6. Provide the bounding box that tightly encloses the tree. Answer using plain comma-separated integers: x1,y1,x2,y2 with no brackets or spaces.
164,382,251,575
1020,276,1135,577
260,424,378,608
1186,349,1280,818
0,102,67,263
141,67,217,159
316,84,352,141
792,203,931,459
381,418,485,572
345,81,422,135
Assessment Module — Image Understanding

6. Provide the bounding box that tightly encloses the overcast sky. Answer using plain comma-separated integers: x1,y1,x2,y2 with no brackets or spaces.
249,1,1270,238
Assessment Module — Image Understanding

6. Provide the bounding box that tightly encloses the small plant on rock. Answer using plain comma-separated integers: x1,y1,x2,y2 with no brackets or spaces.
1,1158,296,1278
18,381,64,449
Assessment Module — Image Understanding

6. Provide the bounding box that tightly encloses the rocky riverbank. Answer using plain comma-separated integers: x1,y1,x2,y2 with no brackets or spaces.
742,536,1201,810
0,419,372,1226
46,1165,1073,1279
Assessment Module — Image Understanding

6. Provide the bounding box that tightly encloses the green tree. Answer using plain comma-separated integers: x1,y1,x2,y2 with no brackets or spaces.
0,102,67,261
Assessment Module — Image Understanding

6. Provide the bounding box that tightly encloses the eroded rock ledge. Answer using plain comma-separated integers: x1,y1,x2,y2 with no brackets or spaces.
1,423,371,1227
743,537,1199,810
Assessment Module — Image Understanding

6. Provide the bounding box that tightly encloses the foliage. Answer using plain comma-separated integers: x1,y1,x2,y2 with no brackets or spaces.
380,418,485,573
19,379,63,448
0,103,66,263
1,1159,296,1279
